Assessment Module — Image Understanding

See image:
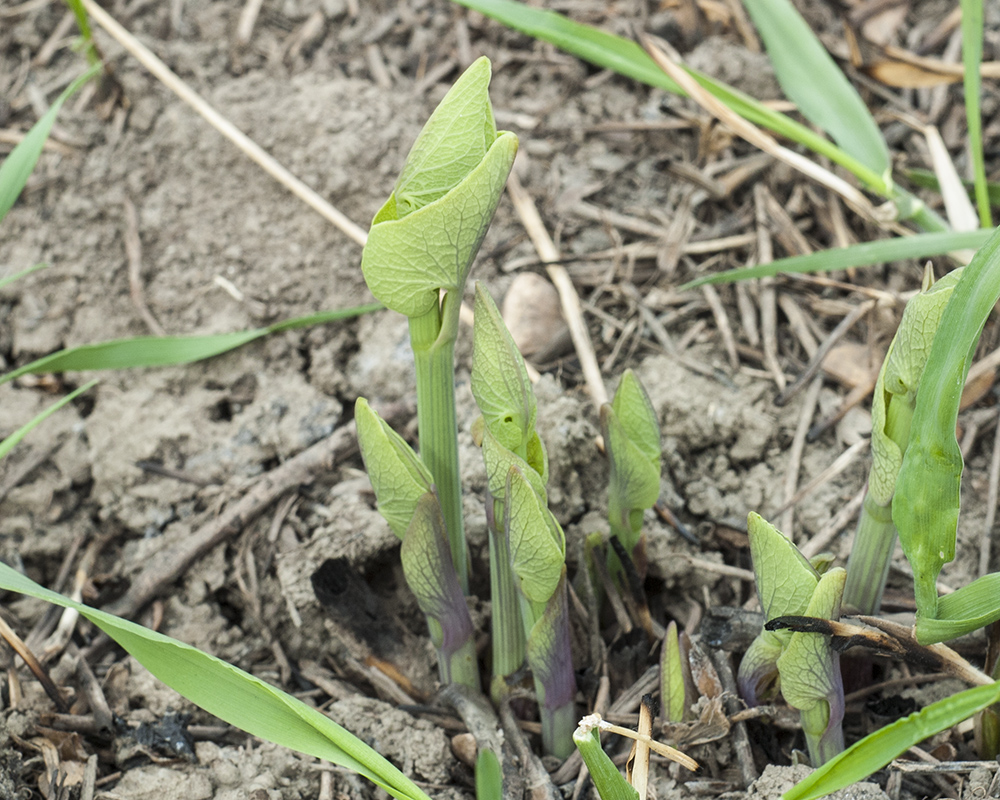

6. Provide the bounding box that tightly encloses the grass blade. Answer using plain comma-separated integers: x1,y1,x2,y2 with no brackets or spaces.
743,0,889,175
785,680,1000,800
904,169,1000,205
449,0,885,194
0,64,100,224
0,379,97,460
0,562,433,800
0,263,48,290
0,304,380,384
960,0,991,227
679,229,995,288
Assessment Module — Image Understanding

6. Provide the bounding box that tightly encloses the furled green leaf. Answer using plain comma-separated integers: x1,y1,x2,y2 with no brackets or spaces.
362,57,518,319
393,58,496,218
482,427,547,502
1,305,380,385
475,749,503,800
400,493,475,670
894,227,1000,631
0,562,433,800
743,0,889,175
0,379,97,460
610,370,660,464
661,621,687,723
471,282,536,453
504,466,564,604
0,64,100,224
747,512,818,620
355,398,434,538
776,568,846,764
784,680,1000,800
524,568,576,758
679,230,994,289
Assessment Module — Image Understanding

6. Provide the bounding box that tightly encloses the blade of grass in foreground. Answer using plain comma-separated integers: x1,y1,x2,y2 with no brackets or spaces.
449,0,884,194
743,0,889,175
784,680,1000,800
449,0,947,231
679,229,995,289
0,304,381,384
0,379,97,460
0,562,433,800
960,0,992,227
0,64,101,224
0,263,48,290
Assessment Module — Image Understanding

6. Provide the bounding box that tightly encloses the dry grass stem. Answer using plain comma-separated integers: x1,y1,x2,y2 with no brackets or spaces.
640,34,882,225
506,169,608,407
779,376,823,536
123,197,165,336
79,0,369,246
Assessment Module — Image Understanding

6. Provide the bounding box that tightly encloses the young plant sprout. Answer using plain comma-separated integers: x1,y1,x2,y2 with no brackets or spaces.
360,56,518,591
842,266,961,614
601,370,661,582
471,283,576,757
355,399,478,688
739,512,845,765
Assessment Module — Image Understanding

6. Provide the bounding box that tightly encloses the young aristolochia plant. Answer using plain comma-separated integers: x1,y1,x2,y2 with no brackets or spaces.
842,267,962,614
739,513,845,766
600,370,661,581
360,56,518,592
471,283,576,757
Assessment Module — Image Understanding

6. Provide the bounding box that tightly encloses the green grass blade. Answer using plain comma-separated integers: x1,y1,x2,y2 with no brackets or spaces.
679,229,995,289
743,0,889,175
0,562,433,800
915,573,1000,643
0,304,380,385
893,227,1000,635
0,263,48,290
0,64,100,224
784,680,1000,800
475,749,503,800
0,379,97,460
449,0,886,194
905,169,1000,206
960,0,991,228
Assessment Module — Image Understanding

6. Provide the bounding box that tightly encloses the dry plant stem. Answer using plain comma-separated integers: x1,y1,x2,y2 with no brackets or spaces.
0,615,68,712
808,372,879,441
770,439,870,518
79,0,368,247
123,196,165,336
778,376,823,536
236,0,265,45
800,485,866,560
980,406,1000,576
701,284,738,370
506,170,608,407
710,648,758,787
105,416,383,619
775,300,877,406
68,641,113,734
640,35,881,224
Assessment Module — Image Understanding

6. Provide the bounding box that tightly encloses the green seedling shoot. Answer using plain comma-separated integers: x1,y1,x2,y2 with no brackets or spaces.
660,620,690,724
355,399,478,688
601,369,660,581
470,283,575,756
739,513,845,765
361,56,518,591
892,228,1000,643
843,266,962,614
470,282,545,697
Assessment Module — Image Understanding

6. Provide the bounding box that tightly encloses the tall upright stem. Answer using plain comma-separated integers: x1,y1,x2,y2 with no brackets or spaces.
410,299,468,592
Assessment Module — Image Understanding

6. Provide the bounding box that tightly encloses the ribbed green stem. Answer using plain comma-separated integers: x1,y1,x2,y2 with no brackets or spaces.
443,634,480,690
543,700,579,760
410,302,468,592
802,702,843,767
843,495,896,614
488,523,526,701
